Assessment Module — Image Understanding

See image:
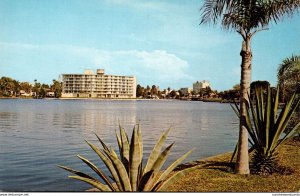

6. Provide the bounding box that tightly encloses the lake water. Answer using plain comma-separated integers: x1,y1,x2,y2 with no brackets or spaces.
0,99,239,191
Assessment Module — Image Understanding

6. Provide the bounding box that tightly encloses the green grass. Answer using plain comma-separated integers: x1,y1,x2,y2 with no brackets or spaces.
163,137,300,192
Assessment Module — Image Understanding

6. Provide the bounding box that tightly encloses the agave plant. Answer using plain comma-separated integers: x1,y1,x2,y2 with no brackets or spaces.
58,125,195,191
231,86,300,174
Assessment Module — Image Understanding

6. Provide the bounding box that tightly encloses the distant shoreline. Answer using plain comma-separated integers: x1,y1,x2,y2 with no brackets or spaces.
0,97,238,103
0,96,237,103
0,97,176,101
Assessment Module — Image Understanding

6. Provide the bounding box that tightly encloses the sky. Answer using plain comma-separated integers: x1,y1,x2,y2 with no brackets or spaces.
0,0,299,91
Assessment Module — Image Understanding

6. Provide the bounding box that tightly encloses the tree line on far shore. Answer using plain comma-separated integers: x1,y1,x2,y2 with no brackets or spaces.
0,77,62,98
136,81,268,101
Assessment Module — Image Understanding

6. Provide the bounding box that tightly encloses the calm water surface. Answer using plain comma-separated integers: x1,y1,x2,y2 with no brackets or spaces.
0,99,238,191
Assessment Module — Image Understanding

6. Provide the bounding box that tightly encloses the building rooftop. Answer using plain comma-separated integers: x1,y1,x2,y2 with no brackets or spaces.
61,69,135,77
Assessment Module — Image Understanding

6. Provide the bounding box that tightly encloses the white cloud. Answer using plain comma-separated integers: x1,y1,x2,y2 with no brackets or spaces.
114,50,188,71
0,42,190,88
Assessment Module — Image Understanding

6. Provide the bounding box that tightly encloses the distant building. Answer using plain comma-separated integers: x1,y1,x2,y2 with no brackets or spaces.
61,69,136,98
20,90,31,97
180,87,192,95
193,80,210,93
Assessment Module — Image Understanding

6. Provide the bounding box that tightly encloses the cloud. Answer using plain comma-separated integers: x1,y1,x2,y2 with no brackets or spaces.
109,50,191,86
0,42,190,88
114,50,188,71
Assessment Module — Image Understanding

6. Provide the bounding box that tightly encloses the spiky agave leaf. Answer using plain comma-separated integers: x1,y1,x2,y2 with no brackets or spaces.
230,102,240,118
264,86,272,152
57,165,96,180
129,126,140,191
137,124,144,185
137,124,143,164
85,140,122,191
271,93,300,151
143,128,171,174
59,124,195,192
69,175,112,192
138,170,154,191
94,133,110,152
76,154,115,190
119,126,130,168
57,165,112,191
115,129,122,150
151,143,174,172
143,143,174,191
276,120,300,148
104,148,132,191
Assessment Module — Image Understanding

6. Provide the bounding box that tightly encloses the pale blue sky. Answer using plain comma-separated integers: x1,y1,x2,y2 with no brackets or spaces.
0,0,299,90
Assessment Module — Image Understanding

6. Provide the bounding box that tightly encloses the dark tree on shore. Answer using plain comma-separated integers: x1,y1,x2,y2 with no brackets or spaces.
0,77,15,96
250,81,270,90
136,84,144,97
51,79,62,98
151,85,158,96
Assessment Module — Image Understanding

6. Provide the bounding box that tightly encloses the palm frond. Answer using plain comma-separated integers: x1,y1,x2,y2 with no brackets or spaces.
277,55,300,86
200,0,300,34
200,0,239,24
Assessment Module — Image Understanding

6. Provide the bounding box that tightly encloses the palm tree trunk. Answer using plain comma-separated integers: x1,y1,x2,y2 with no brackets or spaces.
282,84,285,103
235,38,251,174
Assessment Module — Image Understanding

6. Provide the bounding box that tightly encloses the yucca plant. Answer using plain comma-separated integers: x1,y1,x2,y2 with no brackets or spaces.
231,86,300,175
58,125,196,191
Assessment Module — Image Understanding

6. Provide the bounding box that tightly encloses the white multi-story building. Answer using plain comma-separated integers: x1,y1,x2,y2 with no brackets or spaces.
193,80,210,93
61,69,136,98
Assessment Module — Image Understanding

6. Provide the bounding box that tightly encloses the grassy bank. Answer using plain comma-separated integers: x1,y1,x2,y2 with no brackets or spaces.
164,137,300,192
87,137,299,192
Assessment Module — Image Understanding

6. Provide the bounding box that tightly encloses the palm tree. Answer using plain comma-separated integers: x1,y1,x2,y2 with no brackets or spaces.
200,0,300,174
277,55,300,102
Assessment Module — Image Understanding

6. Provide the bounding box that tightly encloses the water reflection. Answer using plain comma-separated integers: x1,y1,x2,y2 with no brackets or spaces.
0,112,18,130
0,99,238,191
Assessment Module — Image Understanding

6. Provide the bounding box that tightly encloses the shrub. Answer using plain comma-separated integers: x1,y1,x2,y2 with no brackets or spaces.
58,125,196,191
231,86,300,174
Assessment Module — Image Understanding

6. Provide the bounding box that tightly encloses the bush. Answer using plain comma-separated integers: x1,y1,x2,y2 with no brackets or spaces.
58,125,196,191
231,86,300,175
